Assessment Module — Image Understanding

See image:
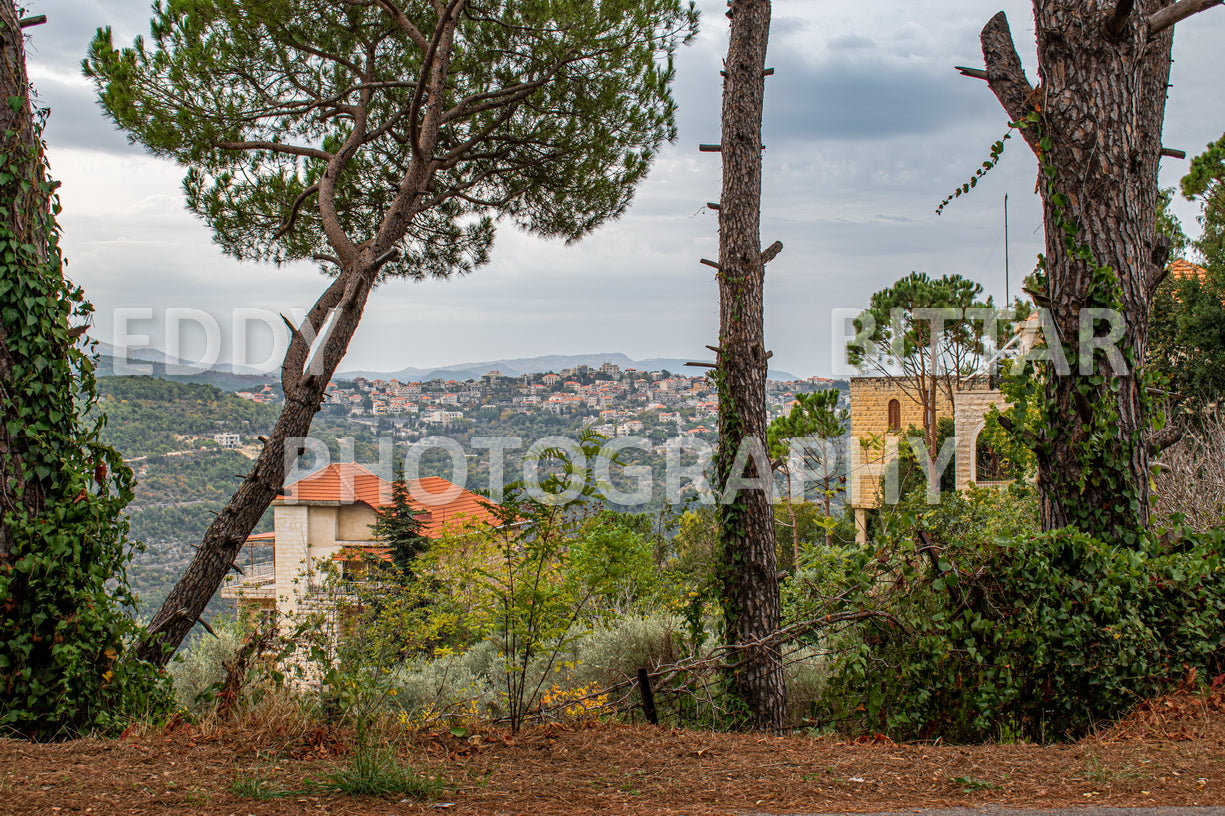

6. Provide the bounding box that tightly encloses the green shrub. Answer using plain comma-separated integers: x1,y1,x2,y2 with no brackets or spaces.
821,510,1225,742
168,617,246,712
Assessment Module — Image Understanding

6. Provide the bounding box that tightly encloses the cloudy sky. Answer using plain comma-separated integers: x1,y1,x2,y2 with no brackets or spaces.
22,0,1225,379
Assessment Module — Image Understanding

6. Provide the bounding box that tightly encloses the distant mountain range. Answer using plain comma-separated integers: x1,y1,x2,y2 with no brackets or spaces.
338,352,800,383
88,344,804,387
91,341,278,390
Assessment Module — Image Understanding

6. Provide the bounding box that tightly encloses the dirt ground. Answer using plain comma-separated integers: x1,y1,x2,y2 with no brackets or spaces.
3,686,1225,816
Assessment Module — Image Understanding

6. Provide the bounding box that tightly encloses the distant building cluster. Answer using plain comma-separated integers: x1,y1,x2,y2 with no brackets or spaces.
234,384,280,405
312,364,839,438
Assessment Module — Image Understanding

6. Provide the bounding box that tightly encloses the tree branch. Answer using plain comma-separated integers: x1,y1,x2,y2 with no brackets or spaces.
760,240,783,265
372,0,430,50
273,183,319,239
1107,0,1135,37
216,140,333,161
1148,0,1224,37
955,65,988,80
979,11,1039,150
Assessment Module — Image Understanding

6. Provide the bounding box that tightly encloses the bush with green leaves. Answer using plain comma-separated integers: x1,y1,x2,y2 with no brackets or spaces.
819,485,1225,742
169,616,246,712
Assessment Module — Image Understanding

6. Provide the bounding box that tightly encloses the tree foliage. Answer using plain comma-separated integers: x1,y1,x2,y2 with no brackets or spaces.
1147,266,1225,414
767,389,847,552
1181,131,1225,270
1148,135,1225,416
85,0,698,280
818,482,1225,743
371,471,429,577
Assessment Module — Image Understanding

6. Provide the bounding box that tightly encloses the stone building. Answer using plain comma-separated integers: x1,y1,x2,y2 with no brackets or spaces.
221,462,500,618
847,376,1009,541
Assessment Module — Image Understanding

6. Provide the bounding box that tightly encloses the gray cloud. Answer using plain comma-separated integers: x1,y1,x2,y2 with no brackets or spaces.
20,0,1225,379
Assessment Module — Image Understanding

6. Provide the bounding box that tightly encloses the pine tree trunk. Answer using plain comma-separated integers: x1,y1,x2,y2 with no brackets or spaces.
979,2,1183,542
136,268,377,665
715,0,785,731
0,2,50,559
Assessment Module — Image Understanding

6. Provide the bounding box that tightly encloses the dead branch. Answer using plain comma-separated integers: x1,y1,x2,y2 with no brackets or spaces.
1148,0,1224,37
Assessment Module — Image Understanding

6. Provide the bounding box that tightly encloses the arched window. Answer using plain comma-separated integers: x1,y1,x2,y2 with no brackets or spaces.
887,398,901,432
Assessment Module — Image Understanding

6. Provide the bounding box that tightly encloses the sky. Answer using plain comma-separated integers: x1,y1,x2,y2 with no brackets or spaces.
21,0,1225,379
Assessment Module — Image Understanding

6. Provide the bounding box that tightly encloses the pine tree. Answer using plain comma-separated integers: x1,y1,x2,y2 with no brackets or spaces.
372,473,429,577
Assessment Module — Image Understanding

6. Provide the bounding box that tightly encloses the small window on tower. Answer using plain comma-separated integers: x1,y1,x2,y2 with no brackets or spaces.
887,398,901,433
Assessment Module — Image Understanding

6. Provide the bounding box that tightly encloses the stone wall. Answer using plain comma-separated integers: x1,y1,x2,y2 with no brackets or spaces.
848,376,1003,509
953,389,1010,491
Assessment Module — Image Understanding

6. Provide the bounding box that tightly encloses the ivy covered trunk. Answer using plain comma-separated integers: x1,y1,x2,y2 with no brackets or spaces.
0,1,49,556
1,3,168,737
714,0,785,730
978,3,1182,543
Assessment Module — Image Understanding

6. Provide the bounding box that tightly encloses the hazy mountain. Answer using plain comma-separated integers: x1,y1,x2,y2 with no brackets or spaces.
90,341,277,390
340,352,800,382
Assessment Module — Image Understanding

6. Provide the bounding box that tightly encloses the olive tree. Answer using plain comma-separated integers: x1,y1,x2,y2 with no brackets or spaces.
86,0,698,664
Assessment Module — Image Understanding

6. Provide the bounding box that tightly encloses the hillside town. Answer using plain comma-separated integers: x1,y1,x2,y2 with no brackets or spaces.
234,363,841,441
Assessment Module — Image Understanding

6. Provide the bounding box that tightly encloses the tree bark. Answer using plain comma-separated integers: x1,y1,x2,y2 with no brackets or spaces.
0,0,51,559
715,0,785,731
135,264,377,665
134,3,467,667
977,3,1189,542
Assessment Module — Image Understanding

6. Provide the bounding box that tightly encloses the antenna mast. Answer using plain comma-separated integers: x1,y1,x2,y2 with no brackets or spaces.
1004,193,1011,304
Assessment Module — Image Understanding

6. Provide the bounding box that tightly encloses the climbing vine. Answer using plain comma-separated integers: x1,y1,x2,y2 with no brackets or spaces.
935,129,1012,215
0,95,170,739
710,365,748,638
945,108,1159,546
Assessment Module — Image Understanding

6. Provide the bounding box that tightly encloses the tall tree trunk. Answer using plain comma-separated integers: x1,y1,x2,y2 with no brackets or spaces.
714,0,785,731
976,2,1194,542
136,266,377,665
0,2,51,560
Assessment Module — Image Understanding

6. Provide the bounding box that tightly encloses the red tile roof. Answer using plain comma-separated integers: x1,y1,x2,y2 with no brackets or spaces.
331,545,393,563
1169,258,1208,280
279,462,501,538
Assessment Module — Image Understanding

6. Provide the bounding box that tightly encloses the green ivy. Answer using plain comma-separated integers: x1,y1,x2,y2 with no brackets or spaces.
821,488,1225,742
0,100,170,739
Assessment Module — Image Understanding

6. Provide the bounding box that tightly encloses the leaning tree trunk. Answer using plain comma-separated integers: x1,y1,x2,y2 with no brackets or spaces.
135,265,377,665
714,0,785,731
0,3,51,560
975,2,1203,543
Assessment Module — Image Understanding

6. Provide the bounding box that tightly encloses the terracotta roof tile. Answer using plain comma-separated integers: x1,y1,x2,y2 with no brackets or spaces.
1169,258,1208,280
279,462,501,538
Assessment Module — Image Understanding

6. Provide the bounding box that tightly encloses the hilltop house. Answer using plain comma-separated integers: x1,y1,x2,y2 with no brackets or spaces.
846,315,1043,541
221,462,500,618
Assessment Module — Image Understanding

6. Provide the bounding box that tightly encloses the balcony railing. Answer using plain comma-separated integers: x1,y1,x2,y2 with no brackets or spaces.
220,561,276,600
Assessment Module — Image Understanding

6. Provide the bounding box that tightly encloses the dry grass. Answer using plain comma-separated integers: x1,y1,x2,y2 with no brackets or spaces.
3,684,1225,815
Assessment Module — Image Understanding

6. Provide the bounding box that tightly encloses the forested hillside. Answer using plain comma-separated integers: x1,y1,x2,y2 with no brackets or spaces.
96,378,278,617
97,376,279,457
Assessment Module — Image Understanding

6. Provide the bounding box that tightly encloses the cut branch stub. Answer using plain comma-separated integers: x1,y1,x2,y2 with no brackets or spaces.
1148,0,1224,37
760,240,783,265
955,65,989,80
1161,147,1187,159
699,143,723,152
700,257,722,270
979,11,1037,148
